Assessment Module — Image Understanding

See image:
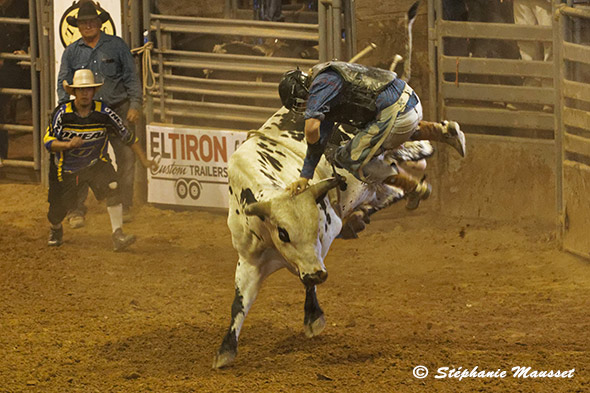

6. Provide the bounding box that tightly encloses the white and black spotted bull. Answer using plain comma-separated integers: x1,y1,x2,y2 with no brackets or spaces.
212,107,433,368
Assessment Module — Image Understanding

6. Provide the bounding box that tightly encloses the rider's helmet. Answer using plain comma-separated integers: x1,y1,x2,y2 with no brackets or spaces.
278,68,310,115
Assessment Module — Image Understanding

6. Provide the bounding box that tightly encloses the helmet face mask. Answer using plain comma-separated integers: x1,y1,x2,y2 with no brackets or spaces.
278,69,309,115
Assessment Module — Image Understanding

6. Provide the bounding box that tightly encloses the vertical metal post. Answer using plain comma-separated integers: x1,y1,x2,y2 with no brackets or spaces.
231,0,238,18
225,0,231,18
121,0,129,43
428,0,437,123
143,0,153,124
347,0,357,59
29,0,40,170
37,0,53,185
129,0,147,202
318,0,327,62
434,0,444,121
130,0,141,48
428,0,443,211
553,0,565,237
332,0,342,60
142,0,151,42
326,2,334,60
156,20,166,123
162,30,172,123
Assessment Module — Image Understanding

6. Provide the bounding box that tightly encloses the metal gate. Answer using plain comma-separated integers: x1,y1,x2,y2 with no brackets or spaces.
428,0,554,137
554,2,590,259
429,0,589,259
0,0,42,181
141,1,355,131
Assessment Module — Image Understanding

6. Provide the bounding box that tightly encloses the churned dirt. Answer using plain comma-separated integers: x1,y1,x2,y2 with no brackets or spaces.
0,182,589,393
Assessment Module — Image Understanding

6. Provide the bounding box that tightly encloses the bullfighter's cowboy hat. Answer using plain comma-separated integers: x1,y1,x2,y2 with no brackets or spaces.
63,69,103,95
66,1,110,27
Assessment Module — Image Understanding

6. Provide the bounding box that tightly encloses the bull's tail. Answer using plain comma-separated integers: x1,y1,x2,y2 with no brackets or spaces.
401,1,420,82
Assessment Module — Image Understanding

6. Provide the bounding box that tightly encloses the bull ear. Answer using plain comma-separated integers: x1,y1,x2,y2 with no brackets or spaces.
308,177,340,202
244,200,271,218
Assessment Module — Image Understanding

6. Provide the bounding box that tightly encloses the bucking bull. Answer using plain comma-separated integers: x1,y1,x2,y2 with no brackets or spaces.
212,107,435,369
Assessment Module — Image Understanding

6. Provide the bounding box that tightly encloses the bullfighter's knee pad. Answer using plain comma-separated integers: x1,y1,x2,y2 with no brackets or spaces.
106,182,122,207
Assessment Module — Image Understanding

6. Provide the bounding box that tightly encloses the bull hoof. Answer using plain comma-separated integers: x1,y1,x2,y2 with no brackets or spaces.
304,314,326,338
212,350,236,369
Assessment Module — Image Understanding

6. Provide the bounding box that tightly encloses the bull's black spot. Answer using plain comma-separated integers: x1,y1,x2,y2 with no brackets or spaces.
257,151,283,172
339,179,348,191
326,213,331,225
261,170,277,182
304,286,324,326
287,129,305,141
236,209,239,215
317,198,328,212
277,226,291,243
240,188,257,205
277,111,305,131
257,142,272,152
219,287,244,355
231,287,244,320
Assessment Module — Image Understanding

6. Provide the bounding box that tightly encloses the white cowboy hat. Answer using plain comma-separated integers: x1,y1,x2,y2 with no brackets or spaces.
63,69,103,95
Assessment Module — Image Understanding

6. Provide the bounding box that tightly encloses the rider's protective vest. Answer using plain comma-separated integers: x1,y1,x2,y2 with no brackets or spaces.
310,61,397,128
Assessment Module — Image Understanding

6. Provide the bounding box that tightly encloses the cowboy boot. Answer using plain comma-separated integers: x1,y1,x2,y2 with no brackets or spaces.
414,120,466,157
385,174,432,210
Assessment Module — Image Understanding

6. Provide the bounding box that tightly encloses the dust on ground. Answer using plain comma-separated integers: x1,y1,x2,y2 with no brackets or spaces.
0,183,589,393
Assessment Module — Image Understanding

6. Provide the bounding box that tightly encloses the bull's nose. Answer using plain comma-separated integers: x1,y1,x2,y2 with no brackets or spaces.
301,270,328,286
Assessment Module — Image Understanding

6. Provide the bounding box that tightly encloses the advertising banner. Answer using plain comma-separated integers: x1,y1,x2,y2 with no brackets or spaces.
146,125,248,208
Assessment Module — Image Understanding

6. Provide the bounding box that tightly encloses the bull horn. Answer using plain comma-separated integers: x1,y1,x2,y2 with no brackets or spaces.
244,200,271,218
308,177,340,200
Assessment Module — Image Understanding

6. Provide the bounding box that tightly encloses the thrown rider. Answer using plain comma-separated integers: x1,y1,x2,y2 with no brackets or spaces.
280,61,466,209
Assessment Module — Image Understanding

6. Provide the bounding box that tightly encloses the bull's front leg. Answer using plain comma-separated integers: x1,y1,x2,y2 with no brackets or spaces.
213,256,282,369
304,285,326,337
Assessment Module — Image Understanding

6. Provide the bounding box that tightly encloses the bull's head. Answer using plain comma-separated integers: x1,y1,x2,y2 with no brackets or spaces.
244,178,341,286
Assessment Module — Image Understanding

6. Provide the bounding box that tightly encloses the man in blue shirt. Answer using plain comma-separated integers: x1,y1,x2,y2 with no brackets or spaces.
279,62,466,210
57,0,142,227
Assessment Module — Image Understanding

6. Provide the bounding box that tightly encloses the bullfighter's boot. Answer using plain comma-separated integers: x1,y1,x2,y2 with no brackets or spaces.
112,228,136,252
385,174,431,210
412,120,466,157
48,225,63,247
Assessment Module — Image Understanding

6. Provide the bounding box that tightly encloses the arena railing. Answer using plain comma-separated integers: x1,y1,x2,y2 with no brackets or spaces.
143,13,320,130
428,0,590,259
554,2,590,260
0,0,40,176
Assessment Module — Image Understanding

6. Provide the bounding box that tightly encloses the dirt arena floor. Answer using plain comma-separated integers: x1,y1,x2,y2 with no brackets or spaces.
1,182,589,393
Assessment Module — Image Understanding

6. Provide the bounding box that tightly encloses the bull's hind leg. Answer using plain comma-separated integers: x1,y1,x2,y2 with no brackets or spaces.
304,285,326,338
213,256,282,369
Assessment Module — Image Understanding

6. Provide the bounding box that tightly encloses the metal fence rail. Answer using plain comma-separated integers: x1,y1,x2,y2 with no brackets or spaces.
430,0,556,139
142,0,354,131
145,12,321,130
151,14,319,41
0,1,40,175
554,1,590,259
